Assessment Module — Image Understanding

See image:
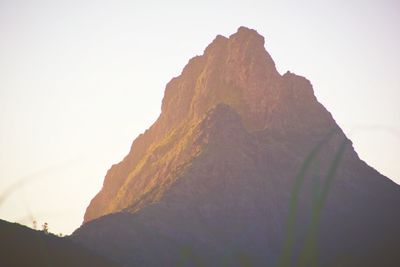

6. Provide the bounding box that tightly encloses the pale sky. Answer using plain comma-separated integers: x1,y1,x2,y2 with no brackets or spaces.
1,0,399,235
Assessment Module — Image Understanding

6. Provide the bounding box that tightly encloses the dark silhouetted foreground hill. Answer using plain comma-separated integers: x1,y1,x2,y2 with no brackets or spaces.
0,219,120,267
72,27,400,266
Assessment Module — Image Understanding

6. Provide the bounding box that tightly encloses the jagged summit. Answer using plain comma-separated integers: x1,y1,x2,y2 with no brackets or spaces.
204,26,265,56
74,27,400,267
230,26,266,48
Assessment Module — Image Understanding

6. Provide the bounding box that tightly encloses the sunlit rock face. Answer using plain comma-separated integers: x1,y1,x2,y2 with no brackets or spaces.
83,27,335,224
74,27,400,267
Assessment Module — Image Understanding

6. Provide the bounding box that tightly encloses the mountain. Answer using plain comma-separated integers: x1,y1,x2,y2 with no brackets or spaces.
72,27,400,266
0,219,120,267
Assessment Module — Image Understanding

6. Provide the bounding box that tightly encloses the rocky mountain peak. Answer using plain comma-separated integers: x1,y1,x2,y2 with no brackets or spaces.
83,27,335,224
75,27,400,267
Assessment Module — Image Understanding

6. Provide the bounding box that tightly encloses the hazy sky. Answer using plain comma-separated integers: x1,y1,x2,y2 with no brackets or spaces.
1,0,399,235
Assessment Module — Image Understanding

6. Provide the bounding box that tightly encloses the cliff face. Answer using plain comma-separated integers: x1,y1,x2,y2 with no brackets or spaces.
83,27,336,224
75,27,400,266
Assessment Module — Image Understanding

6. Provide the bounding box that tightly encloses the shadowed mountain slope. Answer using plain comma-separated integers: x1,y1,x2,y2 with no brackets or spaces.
0,219,120,267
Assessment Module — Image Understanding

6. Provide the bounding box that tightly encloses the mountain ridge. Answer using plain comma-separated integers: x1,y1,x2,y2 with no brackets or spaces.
0,219,120,267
